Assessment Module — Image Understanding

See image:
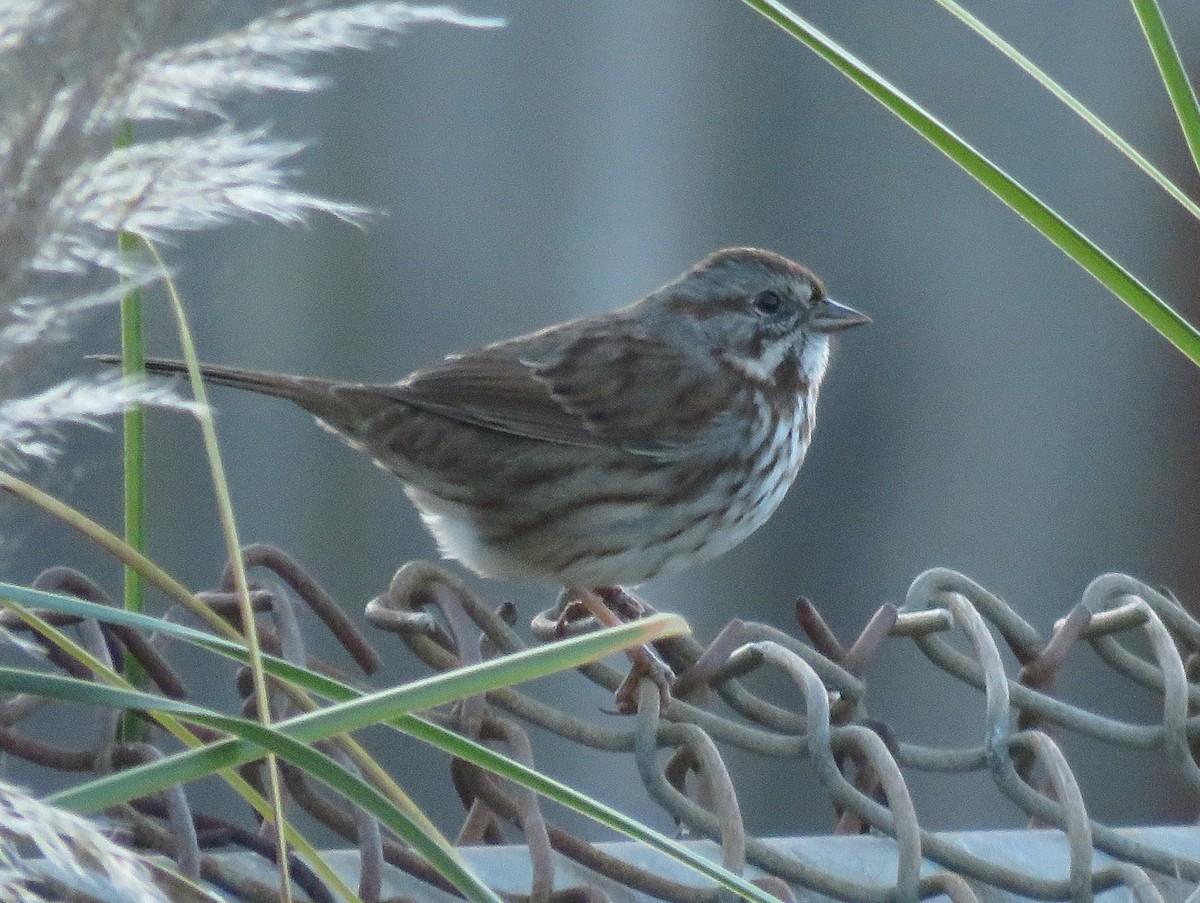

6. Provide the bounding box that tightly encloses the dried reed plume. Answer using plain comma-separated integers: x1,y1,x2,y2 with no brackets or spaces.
0,778,169,903
0,0,500,465
0,0,499,893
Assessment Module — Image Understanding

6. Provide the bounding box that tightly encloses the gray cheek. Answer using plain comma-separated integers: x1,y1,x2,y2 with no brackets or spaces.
700,314,749,352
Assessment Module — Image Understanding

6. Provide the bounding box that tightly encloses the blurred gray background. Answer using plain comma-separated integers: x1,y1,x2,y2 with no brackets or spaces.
11,1,1200,840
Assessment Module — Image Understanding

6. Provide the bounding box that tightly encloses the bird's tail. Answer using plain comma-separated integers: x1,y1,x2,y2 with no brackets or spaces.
89,355,351,421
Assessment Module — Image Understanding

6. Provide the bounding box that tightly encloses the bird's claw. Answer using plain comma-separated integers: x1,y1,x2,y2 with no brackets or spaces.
613,647,674,715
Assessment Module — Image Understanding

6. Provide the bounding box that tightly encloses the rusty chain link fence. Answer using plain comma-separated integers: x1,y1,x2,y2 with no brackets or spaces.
5,548,1200,903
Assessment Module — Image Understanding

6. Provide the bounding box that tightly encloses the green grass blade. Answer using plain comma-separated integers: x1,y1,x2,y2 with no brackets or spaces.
0,583,777,901
0,596,366,903
33,667,774,903
114,120,148,743
0,579,334,692
0,580,686,707
140,241,292,900
741,0,1200,368
934,0,1200,221
0,475,452,885
39,671,775,903
397,715,780,903
36,618,687,810
0,670,499,903
1130,0,1200,171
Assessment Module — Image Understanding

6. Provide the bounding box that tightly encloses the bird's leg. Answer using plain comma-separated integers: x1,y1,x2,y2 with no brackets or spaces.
594,585,657,620
569,586,673,714
550,594,594,637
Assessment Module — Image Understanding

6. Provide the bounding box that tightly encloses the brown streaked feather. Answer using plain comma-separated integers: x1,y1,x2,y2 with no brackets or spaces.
532,326,736,455
364,353,594,448
90,355,369,423
370,321,739,460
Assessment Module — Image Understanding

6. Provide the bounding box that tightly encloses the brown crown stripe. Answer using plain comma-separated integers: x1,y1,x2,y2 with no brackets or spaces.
702,247,817,280
663,294,753,321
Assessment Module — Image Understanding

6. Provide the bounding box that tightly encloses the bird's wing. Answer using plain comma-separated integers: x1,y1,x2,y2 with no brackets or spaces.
362,322,735,459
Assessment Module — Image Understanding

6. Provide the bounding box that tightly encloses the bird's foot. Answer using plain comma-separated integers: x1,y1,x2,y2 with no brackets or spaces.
550,585,655,636
568,585,674,714
551,597,599,638
613,645,674,715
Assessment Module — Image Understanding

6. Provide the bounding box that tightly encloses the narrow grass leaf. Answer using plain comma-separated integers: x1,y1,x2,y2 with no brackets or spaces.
397,715,781,903
0,580,686,708
115,118,150,744
0,472,463,880
1130,0,1200,172
0,583,775,900
0,669,499,903
741,0,1200,367
141,240,293,898
0,596,365,903
934,0,1200,221
34,667,775,903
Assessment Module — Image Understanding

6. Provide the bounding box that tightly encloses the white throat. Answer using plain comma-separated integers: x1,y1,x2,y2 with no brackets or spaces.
799,333,831,385
722,332,830,386
721,336,794,383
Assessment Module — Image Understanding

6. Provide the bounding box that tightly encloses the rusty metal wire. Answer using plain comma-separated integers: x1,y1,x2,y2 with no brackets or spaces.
369,562,1200,903
7,555,1200,902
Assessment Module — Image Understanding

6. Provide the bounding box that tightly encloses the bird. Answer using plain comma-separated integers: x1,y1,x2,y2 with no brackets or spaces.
96,247,867,701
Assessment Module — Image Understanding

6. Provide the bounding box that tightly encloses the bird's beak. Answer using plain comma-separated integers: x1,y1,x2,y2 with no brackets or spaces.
807,297,871,333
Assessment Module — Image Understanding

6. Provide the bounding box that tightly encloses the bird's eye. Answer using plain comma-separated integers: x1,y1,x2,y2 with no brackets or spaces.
752,290,783,315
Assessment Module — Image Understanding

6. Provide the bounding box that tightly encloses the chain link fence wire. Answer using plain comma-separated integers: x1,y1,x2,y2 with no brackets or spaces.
5,551,1200,903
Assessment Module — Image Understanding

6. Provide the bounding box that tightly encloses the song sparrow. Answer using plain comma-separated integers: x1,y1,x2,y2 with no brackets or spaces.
97,247,866,598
